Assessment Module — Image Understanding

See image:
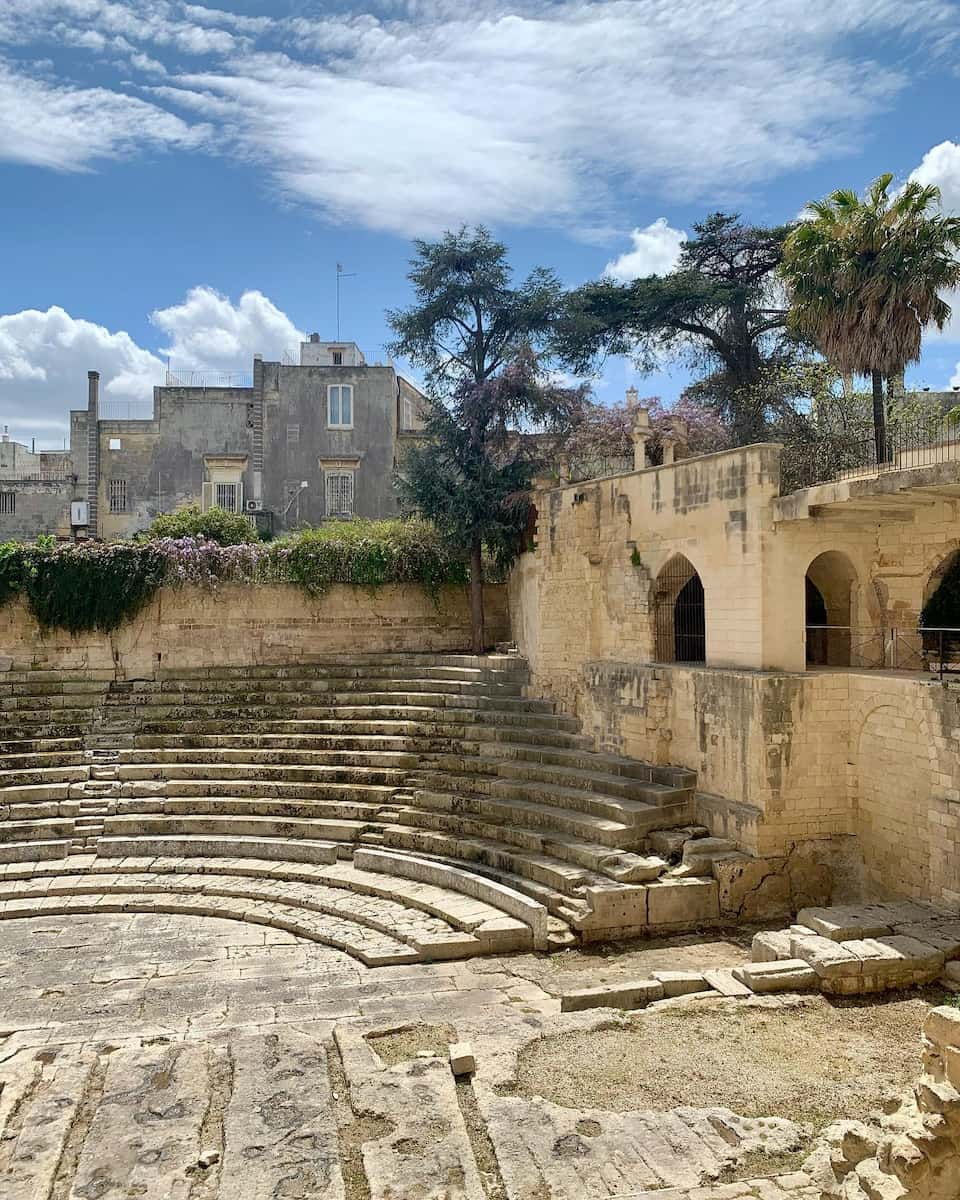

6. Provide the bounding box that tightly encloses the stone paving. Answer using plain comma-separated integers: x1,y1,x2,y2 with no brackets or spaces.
0,911,830,1198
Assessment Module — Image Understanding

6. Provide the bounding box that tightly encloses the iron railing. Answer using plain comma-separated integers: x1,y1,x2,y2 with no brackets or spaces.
805,624,960,678
99,400,155,421
781,411,960,493
0,469,74,482
163,369,252,389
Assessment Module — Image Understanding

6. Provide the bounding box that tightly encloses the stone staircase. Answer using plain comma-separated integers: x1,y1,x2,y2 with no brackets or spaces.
0,654,728,957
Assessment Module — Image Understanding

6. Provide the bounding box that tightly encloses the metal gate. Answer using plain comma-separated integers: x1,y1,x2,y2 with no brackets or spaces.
654,557,705,663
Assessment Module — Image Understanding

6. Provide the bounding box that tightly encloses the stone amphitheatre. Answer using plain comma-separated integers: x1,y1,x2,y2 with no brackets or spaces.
2,440,960,1198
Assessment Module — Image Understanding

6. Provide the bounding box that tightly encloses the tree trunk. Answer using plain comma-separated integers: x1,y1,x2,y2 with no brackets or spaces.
469,537,485,656
872,370,888,464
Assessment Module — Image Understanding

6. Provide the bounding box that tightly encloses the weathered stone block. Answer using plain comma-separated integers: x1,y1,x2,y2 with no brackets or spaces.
732,959,818,993
645,877,719,928
650,969,706,996
560,979,664,1012
751,929,793,963
449,1042,475,1076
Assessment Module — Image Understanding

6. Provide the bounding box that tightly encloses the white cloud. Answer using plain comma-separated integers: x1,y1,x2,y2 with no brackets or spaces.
1,0,958,234
908,142,960,348
910,141,960,216
0,307,164,439
0,289,304,440
151,287,305,370
0,60,206,170
604,219,686,282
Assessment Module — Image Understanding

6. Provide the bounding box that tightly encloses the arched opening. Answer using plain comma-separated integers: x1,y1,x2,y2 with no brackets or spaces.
804,551,858,667
654,555,706,663
921,550,960,665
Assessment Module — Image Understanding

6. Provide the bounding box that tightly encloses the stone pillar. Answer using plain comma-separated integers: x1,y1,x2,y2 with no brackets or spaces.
631,406,651,472
252,354,264,507
86,370,99,536
660,435,676,466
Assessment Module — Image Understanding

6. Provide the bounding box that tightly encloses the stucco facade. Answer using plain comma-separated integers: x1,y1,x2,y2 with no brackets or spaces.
0,337,426,541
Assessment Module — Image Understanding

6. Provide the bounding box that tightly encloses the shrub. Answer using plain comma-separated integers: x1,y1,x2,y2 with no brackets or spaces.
24,541,166,634
152,536,274,590
147,505,260,546
276,518,468,598
0,541,26,610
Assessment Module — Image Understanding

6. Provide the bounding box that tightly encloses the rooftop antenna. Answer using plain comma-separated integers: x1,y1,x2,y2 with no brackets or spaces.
336,263,356,341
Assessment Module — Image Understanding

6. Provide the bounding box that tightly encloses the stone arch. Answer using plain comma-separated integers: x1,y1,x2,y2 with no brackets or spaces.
855,703,935,899
653,554,705,663
805,550,859,667
921,547,960,662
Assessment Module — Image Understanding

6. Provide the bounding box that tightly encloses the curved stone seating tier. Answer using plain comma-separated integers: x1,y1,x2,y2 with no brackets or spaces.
0,654,715,947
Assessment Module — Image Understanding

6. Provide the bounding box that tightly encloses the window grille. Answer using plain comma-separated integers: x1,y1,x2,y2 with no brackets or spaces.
108,479,127,513
287,424,300,445
325,471,354,517
328,385,353,428
654,556,705,663
332,351,343,365
0,492,14,515
202,481,243,512
216,482,238,512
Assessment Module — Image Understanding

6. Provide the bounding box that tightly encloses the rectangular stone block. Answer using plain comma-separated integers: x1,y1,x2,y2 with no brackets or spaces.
797,905,892,942
646,877,720,928
751,930,793,963
732,959,818,993
925,1005,960,1052
560,979,665,1013
791,933,861,979
651,969,706,997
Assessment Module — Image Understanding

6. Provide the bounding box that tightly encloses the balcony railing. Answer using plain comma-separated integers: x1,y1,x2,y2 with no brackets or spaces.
164,369,252,388
781,411,960,493
805,624,960,678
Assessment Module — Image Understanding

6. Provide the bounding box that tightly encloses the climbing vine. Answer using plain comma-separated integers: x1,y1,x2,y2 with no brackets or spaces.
0,519,472,633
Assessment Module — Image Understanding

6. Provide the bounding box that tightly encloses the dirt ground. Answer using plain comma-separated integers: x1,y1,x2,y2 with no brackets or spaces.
515,988,949,1128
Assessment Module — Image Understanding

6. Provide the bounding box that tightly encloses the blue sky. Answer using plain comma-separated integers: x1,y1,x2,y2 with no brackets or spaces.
2,0,960,446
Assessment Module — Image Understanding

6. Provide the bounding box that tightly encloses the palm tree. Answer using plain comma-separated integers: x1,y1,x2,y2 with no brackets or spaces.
780,174,960,464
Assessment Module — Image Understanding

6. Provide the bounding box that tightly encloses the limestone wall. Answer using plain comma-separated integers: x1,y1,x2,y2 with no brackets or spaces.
0,582,510,676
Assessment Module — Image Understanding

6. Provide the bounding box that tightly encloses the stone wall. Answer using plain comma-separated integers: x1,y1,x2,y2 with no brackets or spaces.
0,582,510,676
810,1005,960,1200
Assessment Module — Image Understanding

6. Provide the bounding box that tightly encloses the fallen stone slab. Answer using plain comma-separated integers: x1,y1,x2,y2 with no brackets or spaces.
702,968,752,998
681,836,738,873
648,825,710,860
599,852,668,883
796,905,893,942
790,933,861,979
751,930,793,963
560,979,665,1013
651,969,707,997
732,959,818,993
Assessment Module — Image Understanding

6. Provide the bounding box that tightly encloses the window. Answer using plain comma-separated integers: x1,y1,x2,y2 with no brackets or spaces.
287,424,300,445
215,482,239,512
0,492,14,515
108,479,127,514
332,350,343,365
325,471,354,517
109,438,121,450
328,384,353,429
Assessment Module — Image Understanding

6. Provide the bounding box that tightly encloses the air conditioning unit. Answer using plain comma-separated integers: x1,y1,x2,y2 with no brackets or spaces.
245,500,262,513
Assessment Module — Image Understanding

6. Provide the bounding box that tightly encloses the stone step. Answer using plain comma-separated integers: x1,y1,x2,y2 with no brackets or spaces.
135,708,582,733
154,653,527,678
103,689,555,714
0,887,420,967
96,833,340,866
412,785,636,847
0,817,76,843
112,761,409,786
113,779,399,805
488,757,695,805
353,845,550,948
141,676,528,698
391,800,623,872
0,870,520,960
372,822,592,910
0,766,88,788
114,746,420,769
0,750,87,770
121,796,389,823
101,812,369,842
480,740,696,787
